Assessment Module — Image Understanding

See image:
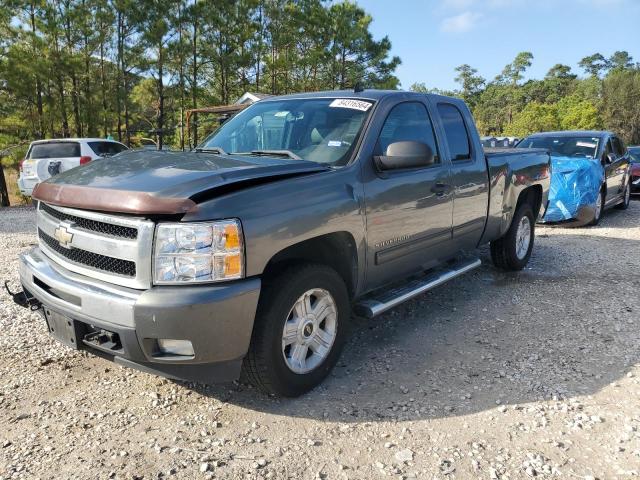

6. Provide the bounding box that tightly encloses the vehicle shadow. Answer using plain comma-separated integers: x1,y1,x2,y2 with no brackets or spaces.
187,224,639,422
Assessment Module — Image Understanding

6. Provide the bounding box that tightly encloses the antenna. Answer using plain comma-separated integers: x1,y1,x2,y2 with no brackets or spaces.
354,82,364,93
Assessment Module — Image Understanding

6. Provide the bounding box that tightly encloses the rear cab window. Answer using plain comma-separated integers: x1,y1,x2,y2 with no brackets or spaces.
437,103,471,161
88,141,128,156
28,142,80,159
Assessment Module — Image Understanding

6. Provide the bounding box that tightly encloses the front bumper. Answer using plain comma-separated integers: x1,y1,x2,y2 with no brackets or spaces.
18,247,261,384
631,175,640,194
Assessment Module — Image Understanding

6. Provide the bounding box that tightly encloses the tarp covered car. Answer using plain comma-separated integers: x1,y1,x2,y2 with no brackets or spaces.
543,156,604,223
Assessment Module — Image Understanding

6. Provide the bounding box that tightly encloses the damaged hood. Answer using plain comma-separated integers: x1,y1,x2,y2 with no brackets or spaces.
33,150,329,214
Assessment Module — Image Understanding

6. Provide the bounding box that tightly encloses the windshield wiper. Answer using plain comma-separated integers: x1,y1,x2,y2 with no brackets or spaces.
195,146,227,155
236,149,302,160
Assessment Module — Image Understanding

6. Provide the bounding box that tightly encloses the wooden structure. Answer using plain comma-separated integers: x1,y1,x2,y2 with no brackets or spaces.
185,104,249,149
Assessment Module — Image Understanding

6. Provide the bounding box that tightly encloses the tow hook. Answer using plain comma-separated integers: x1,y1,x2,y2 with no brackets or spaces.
4,281,42,311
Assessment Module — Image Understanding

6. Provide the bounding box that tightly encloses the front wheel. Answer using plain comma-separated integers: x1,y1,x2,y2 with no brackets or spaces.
589,189,605,226
490,203,535,271
242,264,349,397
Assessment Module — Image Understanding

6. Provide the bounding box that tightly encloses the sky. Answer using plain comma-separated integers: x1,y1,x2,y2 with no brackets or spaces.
356,0,640,91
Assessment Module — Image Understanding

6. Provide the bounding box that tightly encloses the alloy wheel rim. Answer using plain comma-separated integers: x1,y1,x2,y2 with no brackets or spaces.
281,288,338,374
625,184,630,205
595,193,603,220
515,216,531,260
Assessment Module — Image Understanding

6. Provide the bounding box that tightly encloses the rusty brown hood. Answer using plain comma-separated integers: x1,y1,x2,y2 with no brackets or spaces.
33,150,329,215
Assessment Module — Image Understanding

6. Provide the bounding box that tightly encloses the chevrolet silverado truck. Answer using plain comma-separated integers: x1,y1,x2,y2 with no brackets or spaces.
9,90,550,397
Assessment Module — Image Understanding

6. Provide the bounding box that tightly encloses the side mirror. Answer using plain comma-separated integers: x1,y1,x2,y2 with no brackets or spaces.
606,153,616,164
374,141,435,171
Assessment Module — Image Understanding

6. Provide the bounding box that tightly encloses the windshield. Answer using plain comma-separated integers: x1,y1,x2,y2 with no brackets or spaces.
198,98,374,166
629,148,640,163
517,135,600,159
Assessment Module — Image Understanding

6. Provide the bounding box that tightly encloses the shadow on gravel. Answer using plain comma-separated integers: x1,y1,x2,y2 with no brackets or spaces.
186,218,639,423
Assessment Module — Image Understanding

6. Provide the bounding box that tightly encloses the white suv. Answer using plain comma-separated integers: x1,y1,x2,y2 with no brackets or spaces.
18,138,128,197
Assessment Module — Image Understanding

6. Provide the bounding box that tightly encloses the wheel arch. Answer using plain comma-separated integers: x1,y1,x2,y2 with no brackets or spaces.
516,184,543,220
261,232,359,298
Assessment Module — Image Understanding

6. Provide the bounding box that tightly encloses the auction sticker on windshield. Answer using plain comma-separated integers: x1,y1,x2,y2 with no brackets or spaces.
329,99,372,111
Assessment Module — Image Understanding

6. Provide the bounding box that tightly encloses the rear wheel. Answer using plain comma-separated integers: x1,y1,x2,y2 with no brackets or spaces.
615,182,630,210
242,264,349,397
490,203,535,271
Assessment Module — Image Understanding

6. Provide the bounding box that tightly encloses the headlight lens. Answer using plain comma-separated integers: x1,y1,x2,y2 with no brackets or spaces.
153,220,244,284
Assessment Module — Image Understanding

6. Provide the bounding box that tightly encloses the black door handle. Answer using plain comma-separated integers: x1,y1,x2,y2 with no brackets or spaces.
431,183,452,196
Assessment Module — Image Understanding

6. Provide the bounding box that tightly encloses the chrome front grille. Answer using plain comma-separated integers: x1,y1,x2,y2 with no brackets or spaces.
36,203,155,289
40,203,138,239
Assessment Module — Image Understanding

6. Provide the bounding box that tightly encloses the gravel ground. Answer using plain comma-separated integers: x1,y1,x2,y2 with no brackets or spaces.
1,203,640,480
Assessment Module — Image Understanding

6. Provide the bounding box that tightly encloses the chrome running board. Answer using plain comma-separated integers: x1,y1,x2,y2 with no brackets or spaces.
354,257,481,319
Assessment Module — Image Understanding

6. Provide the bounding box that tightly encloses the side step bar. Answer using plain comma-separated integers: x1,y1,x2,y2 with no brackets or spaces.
354,257,481,319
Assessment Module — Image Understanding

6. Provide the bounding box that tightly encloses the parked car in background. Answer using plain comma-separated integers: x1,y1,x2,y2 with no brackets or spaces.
517,131,631,226
629,146,640,196
18,138,128,197
12,90,551,397
481,136,520,149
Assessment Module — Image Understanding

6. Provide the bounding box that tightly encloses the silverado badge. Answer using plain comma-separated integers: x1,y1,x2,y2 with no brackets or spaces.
53,222,74,249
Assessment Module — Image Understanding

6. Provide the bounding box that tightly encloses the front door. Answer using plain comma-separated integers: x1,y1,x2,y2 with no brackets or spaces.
363,100,454,290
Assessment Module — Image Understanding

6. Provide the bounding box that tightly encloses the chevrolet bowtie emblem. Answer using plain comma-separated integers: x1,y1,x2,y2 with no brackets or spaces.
54,222,74,248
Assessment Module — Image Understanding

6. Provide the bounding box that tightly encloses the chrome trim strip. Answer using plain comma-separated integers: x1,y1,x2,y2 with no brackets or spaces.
19,247,140,327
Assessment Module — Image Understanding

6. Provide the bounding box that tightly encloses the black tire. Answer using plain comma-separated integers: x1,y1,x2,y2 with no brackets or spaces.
615,182,630,210
490,203,535,271
242,263,350,397
588,189,605,226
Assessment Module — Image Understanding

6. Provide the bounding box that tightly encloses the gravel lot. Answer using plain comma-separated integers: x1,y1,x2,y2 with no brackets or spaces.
1,203,639,480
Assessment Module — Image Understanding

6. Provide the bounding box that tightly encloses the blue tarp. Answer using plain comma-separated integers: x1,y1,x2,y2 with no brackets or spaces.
543,156,604,222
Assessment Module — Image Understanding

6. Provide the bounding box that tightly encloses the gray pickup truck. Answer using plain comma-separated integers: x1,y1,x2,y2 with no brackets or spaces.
11,90,550,396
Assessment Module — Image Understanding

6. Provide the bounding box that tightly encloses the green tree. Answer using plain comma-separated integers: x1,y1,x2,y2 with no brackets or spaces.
504,102,559,137
454,64,484,107
602,69,640,144
579,53,608,77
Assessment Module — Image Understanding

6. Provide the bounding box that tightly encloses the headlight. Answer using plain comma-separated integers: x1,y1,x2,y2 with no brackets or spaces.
153,220,244,284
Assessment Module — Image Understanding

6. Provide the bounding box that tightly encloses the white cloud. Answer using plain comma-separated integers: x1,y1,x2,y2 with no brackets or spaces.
441,11,483,33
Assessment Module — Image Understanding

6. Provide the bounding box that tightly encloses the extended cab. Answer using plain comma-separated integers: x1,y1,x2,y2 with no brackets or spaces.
11,91,550,397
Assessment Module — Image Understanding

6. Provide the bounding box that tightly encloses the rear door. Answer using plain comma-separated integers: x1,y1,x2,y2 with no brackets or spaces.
432,100,489,250
28,141,81,181
363,99,454,290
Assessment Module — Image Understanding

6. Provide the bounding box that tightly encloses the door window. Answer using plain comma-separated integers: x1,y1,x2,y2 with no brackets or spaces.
377,102,439,163
88,141,128,156
612,137,625,157
437,103,471,161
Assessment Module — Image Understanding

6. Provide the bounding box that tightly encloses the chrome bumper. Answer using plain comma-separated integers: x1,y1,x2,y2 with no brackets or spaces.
19,247,140,327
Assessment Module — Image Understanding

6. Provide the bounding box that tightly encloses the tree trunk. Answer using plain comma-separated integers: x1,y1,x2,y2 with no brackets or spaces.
116,10,123,141
157,43,164,150
191,0,198,146
29,4,44,138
